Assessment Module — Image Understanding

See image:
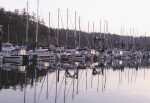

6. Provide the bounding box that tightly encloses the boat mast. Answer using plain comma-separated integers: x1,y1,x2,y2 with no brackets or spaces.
66,9,68,49
48,12,50,45
120,24,122,43
0,25,3,52
75,11,77,47
57,8,60,47
26,1,29,45
106,21,108,48
104,20,106,50
129,27,131,50
8,24,9,43
104,20,106,41
87,21,91,49
93,22,94,48
132,28,135,50
79,16,81,47
35,0,39,50
99,20,101,48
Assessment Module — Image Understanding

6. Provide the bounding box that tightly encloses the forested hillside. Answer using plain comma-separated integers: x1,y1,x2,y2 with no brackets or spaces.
0,7,149,50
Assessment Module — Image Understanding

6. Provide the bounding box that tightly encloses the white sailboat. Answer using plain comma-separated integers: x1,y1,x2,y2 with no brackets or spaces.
2,46,28,63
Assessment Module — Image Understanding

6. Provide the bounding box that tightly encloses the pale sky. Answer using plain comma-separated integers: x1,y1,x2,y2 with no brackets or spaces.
0,0,150,36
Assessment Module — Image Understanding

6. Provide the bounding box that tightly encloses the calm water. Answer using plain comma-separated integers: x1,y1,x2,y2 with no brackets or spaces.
0,59,150,103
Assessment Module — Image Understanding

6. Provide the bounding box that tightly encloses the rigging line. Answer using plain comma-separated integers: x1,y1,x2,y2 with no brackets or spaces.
64,72,67,103
38,0,44,23
78,70,86,92
87,69,93,87
51,14,59,45
118,69,121,90
57,72,65,99
80,18,91,48
103,68,109,90
91,71,93,89
66,77,74,98
59,11,65,29
68,11,75,30
68,11,76,39
97,73,100,92
40,9,44,24
77,69,84,85
47,72,56,99
46,73,48,100
102,68,104,92
24,73,27,103
73,69,84,93
26,81,32,102
37,76,46,103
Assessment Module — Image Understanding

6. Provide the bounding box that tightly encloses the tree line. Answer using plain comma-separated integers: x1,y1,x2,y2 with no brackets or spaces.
0,7,149,51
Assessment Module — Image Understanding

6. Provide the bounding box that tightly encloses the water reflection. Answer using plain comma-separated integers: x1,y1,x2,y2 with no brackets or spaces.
0,59,150,103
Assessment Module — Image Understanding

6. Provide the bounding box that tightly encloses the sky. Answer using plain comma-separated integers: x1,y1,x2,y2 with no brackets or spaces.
0,0,150,36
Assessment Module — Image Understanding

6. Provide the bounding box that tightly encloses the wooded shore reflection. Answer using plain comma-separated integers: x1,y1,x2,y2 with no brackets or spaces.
0,59,150,103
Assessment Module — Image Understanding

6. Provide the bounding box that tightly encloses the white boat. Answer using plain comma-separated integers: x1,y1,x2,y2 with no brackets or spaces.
72,47,90,61
0,42,28,63
28,47,60,61
2,42,15,49
2,48,28,63
61,49,75,60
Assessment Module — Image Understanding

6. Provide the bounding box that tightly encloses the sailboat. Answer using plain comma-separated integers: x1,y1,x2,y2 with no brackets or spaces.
72,14,91,61
1,34,28,63
1,4,29,63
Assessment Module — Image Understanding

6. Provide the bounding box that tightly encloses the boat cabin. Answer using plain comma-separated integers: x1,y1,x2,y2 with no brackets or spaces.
2,42,15,49
11,49,27,55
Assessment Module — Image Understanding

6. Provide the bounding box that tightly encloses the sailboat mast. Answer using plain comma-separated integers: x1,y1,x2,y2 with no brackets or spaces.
133,28,134,44
104,20,106,40
79,16,81,47
93,22,94,48
100,20,101,47
106,21,108,48
35,0,39,50
75,11,77,47
57,8,60,47
26,1,29,45
87,21,91,48
66,9,68,49
129,27,131,50
8,24,9,43
48,12,50,44
120,24,122,43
